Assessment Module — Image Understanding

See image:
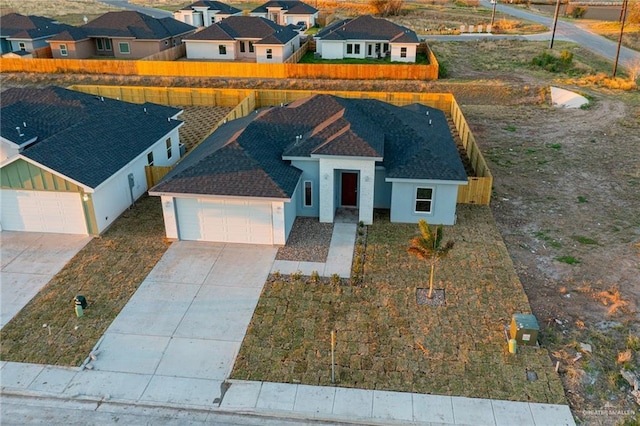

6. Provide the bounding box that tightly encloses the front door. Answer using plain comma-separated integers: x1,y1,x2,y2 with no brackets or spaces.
341,172,358,207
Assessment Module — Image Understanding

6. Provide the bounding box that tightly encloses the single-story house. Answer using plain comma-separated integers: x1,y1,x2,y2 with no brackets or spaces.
47,11,196,59
150,94,467,245
315,15,420,63
173,1,243,27
184,16,301,63
249,0,318,29
0,13,74,55
0,87,184,235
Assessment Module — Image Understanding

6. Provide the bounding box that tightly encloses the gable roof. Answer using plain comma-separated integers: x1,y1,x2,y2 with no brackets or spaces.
178,1,242,14
0,87,183,189
316,15,419,43
251,1,318,14
0,13,74,40
151,95,466,199
185,16,298,43
49,11,195,42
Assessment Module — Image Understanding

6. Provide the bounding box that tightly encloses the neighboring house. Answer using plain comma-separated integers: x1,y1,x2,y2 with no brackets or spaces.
315,15,420,63
0,87,184,235
150,94,467,245
173,1,243,27
47,11,196,59
250,0,318,29
0,13,74,55
184,16,300,63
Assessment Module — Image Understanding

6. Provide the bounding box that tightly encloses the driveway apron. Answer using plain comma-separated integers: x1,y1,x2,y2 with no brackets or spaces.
74,241,277,406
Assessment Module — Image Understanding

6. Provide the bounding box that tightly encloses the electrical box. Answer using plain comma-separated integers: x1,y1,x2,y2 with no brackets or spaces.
510,314,539,346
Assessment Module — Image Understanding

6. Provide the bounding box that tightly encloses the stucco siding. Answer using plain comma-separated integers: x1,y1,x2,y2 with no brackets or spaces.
389,181,460,225
318,41,343,59
291,159,319,217
390,43,417,63
373,167,391,209
186,41,236,59
49,39,94,59
284,186,298,242
256,45,285,63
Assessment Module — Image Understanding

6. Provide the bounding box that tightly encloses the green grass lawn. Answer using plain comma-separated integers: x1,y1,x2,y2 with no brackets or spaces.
298,52,431,65
232,205,567,403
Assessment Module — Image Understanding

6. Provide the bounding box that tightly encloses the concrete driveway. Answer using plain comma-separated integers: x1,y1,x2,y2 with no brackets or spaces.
63,241,277,406
0,231,91,328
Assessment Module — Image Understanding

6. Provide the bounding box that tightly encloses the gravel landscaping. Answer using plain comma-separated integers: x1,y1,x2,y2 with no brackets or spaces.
276,217,333,262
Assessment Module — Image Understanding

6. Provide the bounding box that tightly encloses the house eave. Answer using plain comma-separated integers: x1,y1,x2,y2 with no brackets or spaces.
310,154,383,161
385,177,468,185
149,191,291,203
1,154,94,191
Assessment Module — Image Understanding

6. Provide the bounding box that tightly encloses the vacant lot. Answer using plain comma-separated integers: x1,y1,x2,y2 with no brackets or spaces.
0,0,121,24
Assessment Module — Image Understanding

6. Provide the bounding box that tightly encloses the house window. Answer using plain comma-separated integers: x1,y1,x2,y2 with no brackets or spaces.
415,187,433,213
219,45,226,55
304,181,312,207
147,152,154,166
266,48,272,59
105,39,112,51
18,42,26,51
166,138,172,159
248,41,254,53
346,44,352,54
96,38,104,50
400,47,407,58
60,44,68,56
240,41,245,53
119,42,130,54
354,44,360,54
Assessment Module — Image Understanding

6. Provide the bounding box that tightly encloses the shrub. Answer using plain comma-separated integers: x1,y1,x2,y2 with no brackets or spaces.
565,5,588,19
531,50,573,73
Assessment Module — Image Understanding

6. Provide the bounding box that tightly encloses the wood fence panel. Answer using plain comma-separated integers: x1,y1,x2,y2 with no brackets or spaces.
145,165,172,188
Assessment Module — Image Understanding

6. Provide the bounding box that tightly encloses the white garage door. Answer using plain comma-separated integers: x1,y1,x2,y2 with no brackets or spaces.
176,198,273,244
1,190,87,234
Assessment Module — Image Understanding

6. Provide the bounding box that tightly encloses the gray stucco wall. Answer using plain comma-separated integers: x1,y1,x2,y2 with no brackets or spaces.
284,185,298,242
291,159,319,218
374,167,392,209
389,181,461,225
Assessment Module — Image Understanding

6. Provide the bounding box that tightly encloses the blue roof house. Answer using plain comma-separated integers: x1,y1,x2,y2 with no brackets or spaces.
150,95,467,245
0,87,184,235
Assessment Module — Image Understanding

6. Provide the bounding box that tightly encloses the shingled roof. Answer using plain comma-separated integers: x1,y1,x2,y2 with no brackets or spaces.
251,1,318,14
177,0,242,14
1,87,183,189
151,95,466,199
316,15,419,43
185,16,297,43
50,11,195,42
0,13,74,40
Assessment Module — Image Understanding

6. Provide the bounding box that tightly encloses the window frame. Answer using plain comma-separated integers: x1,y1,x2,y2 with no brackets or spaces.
219,44,227,55
266,48,272,59
96,38,104,51
400,47,407,58
414,187,434,214
303,181,313,207
147,152,154,166
18,42,26,51
119,42,130,55
248,41,254,53
105,38,112,51
240,41,246,53
166,138,172,159
60,44,68,56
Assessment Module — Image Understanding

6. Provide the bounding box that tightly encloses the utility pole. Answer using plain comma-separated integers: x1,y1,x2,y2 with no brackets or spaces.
549,0,562,49
490,0,498,31
613,0,629,77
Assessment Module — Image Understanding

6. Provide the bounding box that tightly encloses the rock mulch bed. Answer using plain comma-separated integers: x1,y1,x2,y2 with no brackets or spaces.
276,217,333,262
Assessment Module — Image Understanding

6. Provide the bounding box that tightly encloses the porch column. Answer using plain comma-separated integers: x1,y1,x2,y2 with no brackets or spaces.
359,162,375,225
318,161,334,223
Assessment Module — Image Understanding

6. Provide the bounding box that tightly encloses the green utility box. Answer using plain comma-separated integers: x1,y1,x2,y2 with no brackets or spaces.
510,314,539,346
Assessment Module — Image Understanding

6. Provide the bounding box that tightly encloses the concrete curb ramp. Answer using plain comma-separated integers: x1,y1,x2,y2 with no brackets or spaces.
550,87,589,109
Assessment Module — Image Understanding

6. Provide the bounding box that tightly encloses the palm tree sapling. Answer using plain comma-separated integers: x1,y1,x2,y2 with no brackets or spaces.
407,219,454,299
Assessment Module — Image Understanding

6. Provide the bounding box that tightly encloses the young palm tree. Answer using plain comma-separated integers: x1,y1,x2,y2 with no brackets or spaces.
407,219,454,299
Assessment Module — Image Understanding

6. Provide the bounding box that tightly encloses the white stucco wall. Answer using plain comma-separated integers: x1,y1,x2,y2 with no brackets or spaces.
390,43,417,63
317,156,376,225
318,41,343,59
186,41,236,59
255,45,286,63
160,195,178,239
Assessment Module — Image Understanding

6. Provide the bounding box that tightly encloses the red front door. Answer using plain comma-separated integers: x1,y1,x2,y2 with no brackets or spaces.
341,172,358,207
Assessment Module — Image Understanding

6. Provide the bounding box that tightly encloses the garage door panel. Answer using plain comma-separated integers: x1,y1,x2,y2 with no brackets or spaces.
1,190,87,234
176,198,273,244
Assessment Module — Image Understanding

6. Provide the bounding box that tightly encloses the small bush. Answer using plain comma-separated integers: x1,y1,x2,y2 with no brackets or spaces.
565,4,588,19
531,50,574,73
556,255,580,265
310,270,320,283
438,61,449,78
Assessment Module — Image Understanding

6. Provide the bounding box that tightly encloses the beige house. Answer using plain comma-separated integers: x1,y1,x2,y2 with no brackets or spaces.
173,1,242,27
47,11,195,59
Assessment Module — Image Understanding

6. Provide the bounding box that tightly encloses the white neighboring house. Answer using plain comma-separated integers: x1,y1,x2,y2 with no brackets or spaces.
184,16,301,63
249,0,318,29
173,1,242,27
315,15,420,63
0,87,184,235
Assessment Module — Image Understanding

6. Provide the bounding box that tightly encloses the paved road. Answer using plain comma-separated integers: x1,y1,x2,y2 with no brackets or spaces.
96,0,173,19
477,0,639,69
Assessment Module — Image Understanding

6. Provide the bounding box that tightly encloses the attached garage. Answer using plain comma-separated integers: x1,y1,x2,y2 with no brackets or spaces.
1,190,87,234
176,198,275,244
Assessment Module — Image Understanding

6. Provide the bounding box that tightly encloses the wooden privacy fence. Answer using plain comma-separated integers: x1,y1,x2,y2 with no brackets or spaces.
141,44,186,61
145,166,172,188
74,86,491,204
1,50,438,80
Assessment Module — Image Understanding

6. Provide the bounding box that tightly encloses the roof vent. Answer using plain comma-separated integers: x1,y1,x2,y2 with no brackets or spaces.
167,117,171,122
16,127,24,137
100,96,104,102
429,119,432,126
144,107,147,113
23,121,27,127
426,111,429,116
